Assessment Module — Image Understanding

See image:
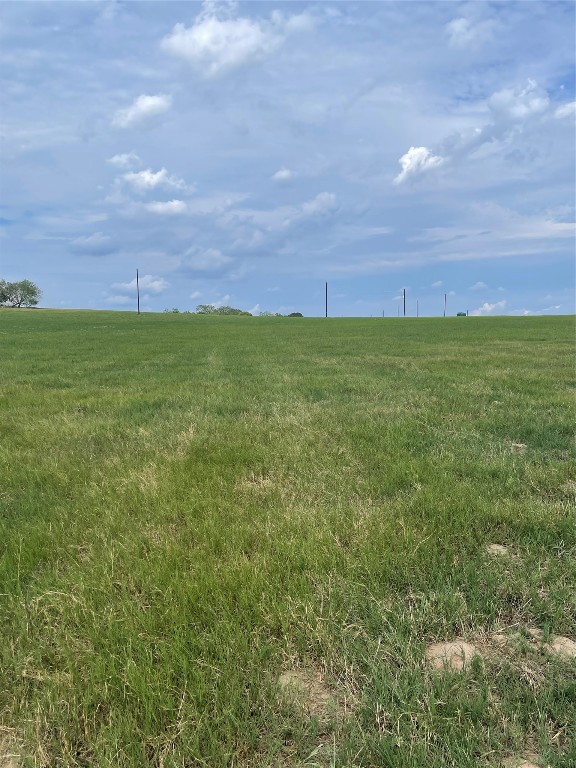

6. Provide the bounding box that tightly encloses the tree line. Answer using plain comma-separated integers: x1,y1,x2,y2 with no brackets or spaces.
165,304,303,317
0,279,42,307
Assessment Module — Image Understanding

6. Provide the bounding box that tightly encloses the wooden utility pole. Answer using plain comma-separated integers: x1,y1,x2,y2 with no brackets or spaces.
443,293,447,317
136,269,140,315
403,288,406,317
325,282,328,318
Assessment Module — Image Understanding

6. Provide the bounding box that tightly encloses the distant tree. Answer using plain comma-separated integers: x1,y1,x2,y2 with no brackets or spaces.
195,304,251,316
456,312,467,317
0,279,42,307
288,312,303,317
258,310,274,317
164,307,180,313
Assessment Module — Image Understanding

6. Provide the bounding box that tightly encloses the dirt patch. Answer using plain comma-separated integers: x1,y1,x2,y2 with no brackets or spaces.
425,640,480,671
278,668,340,722
502,754,543,768
0,729,20,768
511,443,528,453
547,635,576,659
486,543,511,557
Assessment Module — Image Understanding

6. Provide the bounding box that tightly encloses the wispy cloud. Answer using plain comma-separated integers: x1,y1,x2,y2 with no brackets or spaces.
112,274,170,294
112,94,172,128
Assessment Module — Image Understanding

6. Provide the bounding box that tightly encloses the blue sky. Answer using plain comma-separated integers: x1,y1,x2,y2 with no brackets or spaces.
1,0,574,317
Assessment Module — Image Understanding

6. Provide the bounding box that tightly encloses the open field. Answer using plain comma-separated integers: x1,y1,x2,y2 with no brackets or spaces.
1,310,575,768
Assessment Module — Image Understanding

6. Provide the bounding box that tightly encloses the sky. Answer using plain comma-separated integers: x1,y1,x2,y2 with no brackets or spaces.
0,0,574,317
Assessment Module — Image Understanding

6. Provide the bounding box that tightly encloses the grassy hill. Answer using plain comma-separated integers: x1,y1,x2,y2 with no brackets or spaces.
1,310,574,767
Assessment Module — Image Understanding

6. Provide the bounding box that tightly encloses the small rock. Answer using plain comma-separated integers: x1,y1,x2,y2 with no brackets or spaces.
511,443,527,453
547,635,576,659
425,640,479,671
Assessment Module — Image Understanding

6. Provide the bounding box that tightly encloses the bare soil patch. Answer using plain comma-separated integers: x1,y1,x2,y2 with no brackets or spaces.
425,640,480,671
278,668,343,722
486,543,511,557
0,729,19,768
502,754,544,768
547,635,576,659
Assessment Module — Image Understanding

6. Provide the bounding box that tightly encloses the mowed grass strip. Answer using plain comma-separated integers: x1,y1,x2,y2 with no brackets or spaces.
0,310,574,767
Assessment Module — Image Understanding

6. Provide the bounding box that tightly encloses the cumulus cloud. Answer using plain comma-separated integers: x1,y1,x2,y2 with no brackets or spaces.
71,232,115,255
394,146,445,184
555,101,576,119
107,151,141,169
143,199,187,215
271,167,294,182
470,281,488,290
431,280,443,288
112,274,169,294
395,80,556,185
112,94,172,128
471,300,507,316
122,168,189,193
161,1,314,77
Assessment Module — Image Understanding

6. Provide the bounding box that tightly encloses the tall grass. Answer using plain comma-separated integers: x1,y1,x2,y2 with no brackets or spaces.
1,311,574,767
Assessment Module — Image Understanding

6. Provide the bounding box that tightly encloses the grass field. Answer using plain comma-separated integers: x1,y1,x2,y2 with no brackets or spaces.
1,310,575,768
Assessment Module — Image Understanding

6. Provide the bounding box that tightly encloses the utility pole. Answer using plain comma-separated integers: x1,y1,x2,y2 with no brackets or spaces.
325,282,328,318
136,269,140,315
443,293,447,317
403,288,406,317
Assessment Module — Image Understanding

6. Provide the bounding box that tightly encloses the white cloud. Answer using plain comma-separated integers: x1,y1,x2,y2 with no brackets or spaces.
71,232,115,255
554,101,576,119
122,168,189,193
300,191,337,217
394,146,444,184
470,281,488,290
471,300,507,316
112,274,169,294
143,199,187,215
431,280,443,288
213,293,231,307
446,17,496,48
161,1,314,78
183,247,233,271
190,290,202,299
107,151,141,169
271,167,294,182
112,94,172,128
488,79,549,122
248,303,260,315
105,294,133,306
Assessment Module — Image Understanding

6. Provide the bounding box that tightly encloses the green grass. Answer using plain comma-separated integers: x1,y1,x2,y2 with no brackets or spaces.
1,310,574,767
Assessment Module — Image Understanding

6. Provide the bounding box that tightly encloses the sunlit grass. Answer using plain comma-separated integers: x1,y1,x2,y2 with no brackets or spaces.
1,310,574,767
